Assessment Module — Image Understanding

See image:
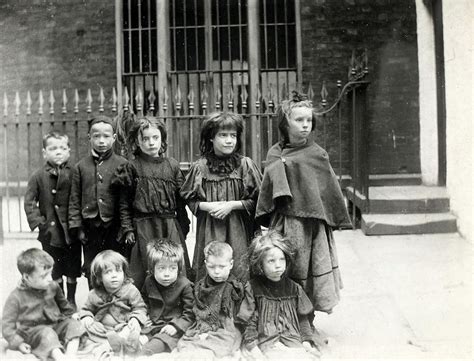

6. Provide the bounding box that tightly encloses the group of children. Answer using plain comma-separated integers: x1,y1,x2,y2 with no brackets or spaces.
2,91,350,360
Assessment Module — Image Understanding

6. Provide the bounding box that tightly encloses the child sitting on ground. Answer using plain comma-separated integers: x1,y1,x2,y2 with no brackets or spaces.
140,240,194,356
2,248,85,361
176,241,249,359
78,250,148,355
238,231,320,360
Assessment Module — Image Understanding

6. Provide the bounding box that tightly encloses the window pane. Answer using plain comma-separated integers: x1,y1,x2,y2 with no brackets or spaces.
186,0,195,26
175,0,184,27
286,0,295,23
123,1,129,28
287,26,296,68
130,0,139,28
141,0,149,28
151,29,157,71
186,28,197,70
276,0,287,23
142,30,150,72
266,26,276,69
197,28,206,69
124,31,130,73
277,25,287,68
131,30,140,72
150,0,156,27
231,27,241,61
175,28,186,70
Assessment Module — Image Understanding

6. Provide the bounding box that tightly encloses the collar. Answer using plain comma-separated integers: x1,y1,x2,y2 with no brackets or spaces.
204,152,242,174
138,151,166,163
45,161,69,175
91,147,113,162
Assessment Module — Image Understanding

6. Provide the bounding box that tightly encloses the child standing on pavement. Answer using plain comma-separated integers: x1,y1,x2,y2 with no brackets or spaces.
256,91,351,314
24,132,81,306
68,115,127,287
113,116,191,289
78,250,148,354
140,240,194,356
180,112,262,281
2,248,85,361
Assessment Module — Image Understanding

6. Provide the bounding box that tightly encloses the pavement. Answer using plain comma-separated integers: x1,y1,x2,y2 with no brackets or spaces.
0,229,472,360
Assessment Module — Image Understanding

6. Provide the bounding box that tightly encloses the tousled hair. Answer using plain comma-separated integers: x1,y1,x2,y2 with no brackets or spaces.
147,239,185,274
128,116,168,156
199,112,243,156
90,250,130,290
42,131,70,149
248,230,295,277
203,241,233,261
17,248,54,275
276,91,317,144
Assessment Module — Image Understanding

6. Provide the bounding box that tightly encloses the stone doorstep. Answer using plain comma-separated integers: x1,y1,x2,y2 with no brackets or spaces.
362,213,457,235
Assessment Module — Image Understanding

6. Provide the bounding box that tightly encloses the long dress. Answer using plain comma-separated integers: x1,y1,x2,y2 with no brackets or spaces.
113,152,191,289
256,140,351,313
180,153,262,281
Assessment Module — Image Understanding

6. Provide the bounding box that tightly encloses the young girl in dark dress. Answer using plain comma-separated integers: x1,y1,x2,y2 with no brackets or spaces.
238,231,319,360
180,112,262,281
113,117,191,289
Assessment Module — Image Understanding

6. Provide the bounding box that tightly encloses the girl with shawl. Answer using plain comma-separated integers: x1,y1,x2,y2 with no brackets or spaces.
180,112,262,281
255,91,351,314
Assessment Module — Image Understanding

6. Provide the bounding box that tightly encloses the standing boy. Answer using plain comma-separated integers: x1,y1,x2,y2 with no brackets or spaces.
24,132,80,306
68,115,127,286
2,248,85,361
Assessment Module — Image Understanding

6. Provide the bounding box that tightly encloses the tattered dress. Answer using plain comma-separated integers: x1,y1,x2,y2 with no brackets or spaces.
256,140,351,313
180,154,262,281
113,152,191,288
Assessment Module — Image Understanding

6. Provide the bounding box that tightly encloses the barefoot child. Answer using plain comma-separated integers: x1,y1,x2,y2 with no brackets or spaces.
2,249,85,361
140,240,194,356
180,111,262,281
79,250,148,354
238,231,319,359
256,91,351,314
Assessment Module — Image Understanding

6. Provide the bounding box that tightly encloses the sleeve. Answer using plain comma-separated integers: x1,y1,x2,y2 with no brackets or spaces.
179,163,204,215
170,282,195,333
1,292,25,349
296,284,314,342
54,283,75,317
68,164,83,229
78,291,99,320
236,282,259,350
240,158,263,217
23,172,46,231
126,285,149,326
175,167,190,238
113,162,136,237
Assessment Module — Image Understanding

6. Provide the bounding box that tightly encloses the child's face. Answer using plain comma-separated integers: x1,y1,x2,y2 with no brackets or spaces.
24,264,53,290
212,128,237,156
205,255,233,283
153,259,179,287
89,122,116,153
138,126,162,157
43,137,70,166
262,246,286,282
286,107,313,144
101,263,124,293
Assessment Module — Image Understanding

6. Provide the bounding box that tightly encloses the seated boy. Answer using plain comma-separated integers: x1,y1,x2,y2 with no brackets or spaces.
2,248,85,361
176,241,249,359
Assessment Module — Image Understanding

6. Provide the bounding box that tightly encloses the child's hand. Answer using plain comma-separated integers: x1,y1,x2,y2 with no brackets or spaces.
209,202,236,220
77,229,87,245
88,321,107,335
302,341,321,357
18,343,31,354
81,316,95,328
159,324,178,336
128,318,141,332
125,231,136,245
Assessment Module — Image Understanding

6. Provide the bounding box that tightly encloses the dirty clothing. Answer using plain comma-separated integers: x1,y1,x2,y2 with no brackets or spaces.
113,152,191,288
238,276,314,352
256,140,350,312
180,154,262,281
2,280,85,360
141,275,194,353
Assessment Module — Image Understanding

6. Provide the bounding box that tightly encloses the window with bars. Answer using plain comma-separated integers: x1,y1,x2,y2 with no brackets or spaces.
120,0,300,114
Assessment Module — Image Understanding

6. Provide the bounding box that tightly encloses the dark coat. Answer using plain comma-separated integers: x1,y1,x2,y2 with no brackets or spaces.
68,151,126,229
141,275,194,334
2,280,76,349
24,162,73,247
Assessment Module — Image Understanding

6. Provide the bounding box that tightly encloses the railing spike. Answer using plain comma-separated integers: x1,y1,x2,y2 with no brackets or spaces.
148,89,156,113
49,90,55,115
111,87,117,113
14,91,21,116
227,84,234,110
215,88,222,110
86,89,92,114
255,85,261,110
241,85,248,110
98,87,105,113
201,83,208,112
162,86,168,112
123,86,130,111
3,92,8,117
188,85,195,111
62,89,68,114
135,88,143,113
26,91,32,116
320,81,327,107
38,90,44,116
175,87,182,111
74,89,79,114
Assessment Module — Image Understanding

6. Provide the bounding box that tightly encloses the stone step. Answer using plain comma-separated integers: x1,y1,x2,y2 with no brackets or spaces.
361,213,457,236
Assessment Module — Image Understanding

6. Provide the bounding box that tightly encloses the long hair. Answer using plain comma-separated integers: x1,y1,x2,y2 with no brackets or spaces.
248,230,295,277
276,91,317,144
127,116,168,156
90,250,131,290
147,239,185,274
199,111,243,156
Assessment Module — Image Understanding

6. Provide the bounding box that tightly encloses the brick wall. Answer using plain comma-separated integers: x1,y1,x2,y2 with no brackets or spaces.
300,0,420,175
